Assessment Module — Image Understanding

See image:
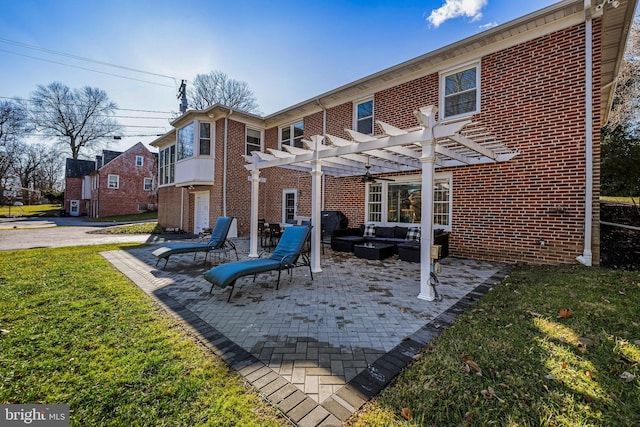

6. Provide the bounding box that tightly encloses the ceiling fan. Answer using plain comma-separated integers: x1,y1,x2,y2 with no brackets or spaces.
361,161,394,183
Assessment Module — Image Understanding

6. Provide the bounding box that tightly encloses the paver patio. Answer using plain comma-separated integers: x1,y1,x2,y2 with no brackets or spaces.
103,238,510,426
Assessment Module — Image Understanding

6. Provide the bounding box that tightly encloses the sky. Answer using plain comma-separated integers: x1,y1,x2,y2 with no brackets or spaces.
0,0,562,154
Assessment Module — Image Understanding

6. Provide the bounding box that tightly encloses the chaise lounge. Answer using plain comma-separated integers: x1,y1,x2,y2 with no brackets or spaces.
152,216,238,269
203,225,312,302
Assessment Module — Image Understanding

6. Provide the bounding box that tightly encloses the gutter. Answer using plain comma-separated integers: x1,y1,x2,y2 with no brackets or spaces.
577,0,594,266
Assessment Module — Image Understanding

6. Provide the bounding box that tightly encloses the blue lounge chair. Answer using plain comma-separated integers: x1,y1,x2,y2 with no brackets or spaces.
203,225,313,302
152,216,238,269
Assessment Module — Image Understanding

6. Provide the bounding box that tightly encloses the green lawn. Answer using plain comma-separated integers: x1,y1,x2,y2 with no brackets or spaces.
0,244,286,426
0,203,62,217
348,265,640,426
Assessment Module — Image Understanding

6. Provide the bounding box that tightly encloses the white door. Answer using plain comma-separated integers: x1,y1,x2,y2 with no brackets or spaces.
193,192,210,234
70,200,80,216
282,189,297,223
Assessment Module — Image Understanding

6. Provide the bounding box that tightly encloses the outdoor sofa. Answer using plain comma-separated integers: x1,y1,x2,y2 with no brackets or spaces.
331,224,449,260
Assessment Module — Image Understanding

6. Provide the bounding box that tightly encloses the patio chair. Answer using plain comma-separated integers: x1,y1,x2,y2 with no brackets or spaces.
152,216,238,269
203,225,313,302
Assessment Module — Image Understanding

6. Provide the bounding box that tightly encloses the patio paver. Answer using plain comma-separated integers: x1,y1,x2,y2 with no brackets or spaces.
102,238,510,426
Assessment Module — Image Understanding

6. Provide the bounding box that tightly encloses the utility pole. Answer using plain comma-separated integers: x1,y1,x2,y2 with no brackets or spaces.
177,80,188,114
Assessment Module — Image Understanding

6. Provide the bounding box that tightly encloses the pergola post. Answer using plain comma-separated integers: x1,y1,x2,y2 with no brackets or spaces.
310,158,323,273
248,169,261,258
418,107,437,301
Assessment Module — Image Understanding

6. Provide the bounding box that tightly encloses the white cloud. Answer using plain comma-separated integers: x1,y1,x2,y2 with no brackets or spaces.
479,21,498,30
426,0,488,28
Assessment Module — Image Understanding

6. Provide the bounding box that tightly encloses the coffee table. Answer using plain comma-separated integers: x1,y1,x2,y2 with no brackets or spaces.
353,242,395,260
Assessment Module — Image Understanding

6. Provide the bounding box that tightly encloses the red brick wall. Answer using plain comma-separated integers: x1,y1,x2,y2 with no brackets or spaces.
94,144,157,218
63,178,86,215
154,20,601,265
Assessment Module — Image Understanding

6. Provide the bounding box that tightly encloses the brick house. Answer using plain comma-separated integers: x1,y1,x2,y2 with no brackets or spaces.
64,142,157,217
150,0,636,268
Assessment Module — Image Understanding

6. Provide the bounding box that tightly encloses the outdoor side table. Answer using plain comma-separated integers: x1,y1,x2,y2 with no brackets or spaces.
353,242,395,260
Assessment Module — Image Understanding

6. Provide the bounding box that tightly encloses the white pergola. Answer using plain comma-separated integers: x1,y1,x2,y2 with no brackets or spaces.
243,106,518,301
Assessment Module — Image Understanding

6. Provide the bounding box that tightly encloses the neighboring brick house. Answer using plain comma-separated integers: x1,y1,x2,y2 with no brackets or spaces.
64,143,157,217
150,0,636,266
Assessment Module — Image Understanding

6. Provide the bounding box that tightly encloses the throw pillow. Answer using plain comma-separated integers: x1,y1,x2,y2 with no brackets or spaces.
406,227,421,241
363,224,376,237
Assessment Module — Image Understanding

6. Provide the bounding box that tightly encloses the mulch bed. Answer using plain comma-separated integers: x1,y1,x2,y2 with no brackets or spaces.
600,202,640,271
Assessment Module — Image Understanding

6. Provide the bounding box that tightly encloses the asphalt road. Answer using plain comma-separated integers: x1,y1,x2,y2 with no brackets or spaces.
0,216,171,251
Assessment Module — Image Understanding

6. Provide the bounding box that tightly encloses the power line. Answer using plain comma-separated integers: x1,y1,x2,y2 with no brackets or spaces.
0,96,175,115
0,37,178,81
0,49,174,88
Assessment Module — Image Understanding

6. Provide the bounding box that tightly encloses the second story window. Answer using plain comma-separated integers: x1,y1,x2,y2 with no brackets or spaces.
355,99,374,135
441,63,480,119
246,128,262,155
177,122,195,160
280,121,304,149
159,145,175,185
135,155,143,166
199,122,211,156
107,174,119,189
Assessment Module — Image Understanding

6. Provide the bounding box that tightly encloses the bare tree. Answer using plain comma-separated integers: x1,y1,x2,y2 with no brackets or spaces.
0,100,30,190
187,70,260,113
607,18,640,132
29,82,120,159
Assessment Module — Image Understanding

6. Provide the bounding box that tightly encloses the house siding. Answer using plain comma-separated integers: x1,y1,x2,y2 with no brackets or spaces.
153,14,607,266
91,143,157,218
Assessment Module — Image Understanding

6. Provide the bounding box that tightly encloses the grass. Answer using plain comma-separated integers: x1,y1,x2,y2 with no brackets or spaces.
601,196,639,205
0,203,62,217
0,244,286,426
348,265,640,426
83,211,158,223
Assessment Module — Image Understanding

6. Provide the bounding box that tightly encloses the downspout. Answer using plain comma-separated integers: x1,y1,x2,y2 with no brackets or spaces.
578,0,593,266
180,187,185,231
223,109,233,217
316,99,326,210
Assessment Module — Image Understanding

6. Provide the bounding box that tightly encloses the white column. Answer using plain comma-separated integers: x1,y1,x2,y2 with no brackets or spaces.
310,160,323,273
248,169,261,258
418,107,438,301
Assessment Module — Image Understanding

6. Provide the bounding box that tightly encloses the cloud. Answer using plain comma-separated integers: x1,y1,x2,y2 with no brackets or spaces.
478,21,498,30
426,0,488,28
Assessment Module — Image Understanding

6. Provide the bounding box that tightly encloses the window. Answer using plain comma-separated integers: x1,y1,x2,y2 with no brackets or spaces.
366,174,452,230
199,122,211,156
355,99,374,135
107,174,119,189
367,183,382,222
135,155,143,166
246,128,262,155
441,63,479,119
143,178,153,191
159,145,175,185
177,122,195,160
280,121,304,149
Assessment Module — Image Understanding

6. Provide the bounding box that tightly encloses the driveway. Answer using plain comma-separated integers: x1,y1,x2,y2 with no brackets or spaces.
0,216,168,251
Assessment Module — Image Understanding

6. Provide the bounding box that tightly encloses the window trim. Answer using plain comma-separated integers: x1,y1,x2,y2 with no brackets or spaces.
246,127,263,155
159,144,176,186
279,121,304,150
365,173,452,231
135,155,143,166
107,174,120,189
353,97,374,135
439,61,481,120
143,177,153,191
177,121,195,161
198,121,212,156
